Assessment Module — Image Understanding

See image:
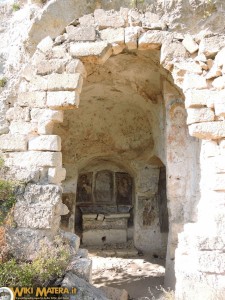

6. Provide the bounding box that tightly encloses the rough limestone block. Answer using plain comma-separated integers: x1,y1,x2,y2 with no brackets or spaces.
62,273,108,300
9,121,37,135
128,9,142,26
83,229,127,245
76,248,89,258
143,11,159,22
31,109,63,135
207,58,214,69
214,156,225,173
51,45,68,59
174,61,202,75
215,47,225,67
55,35,68,45
182,34,199,54
125,26,142,50
189,121,225,139
195,53,207,63
47,91,80,109
198,60,208,71
66,25,96,41
47,73,83,93
79,14,95,26
31,108,64,123
70,41,112,64
142,22,165,30
160,40,188,64
205,64,222,79
186,108,214,125
100,286,128,300
179,227,225,250
120,7,129,23
94,9,125,29
138,31,168,50
38,110,64,134
185,89,224,108
202,140,219,157
48,167,66,184
18,81,30,94
212,76,225,90
199,35,225,58
220,139,225,149
14,184,64,230
21,64,37,81
112,43,125,55
0,134,27,151
29,135,61,151
29,76,48,91
5,151,62,168
183,74,207,91
37,36,53,53
17,92,46,108
37,122,54,135
7,228,55,261
197,251,225,273
36,59,66,75
215,98,225,116
219,140,225,160
66,59,87,78
100,28,124,45
62,231,80,254
0,119,9,135
6,107,30,122
67,257,92,283
2,166,40,184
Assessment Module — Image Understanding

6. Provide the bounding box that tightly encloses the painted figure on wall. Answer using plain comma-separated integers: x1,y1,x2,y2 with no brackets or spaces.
116,173,132,205
77,173,93,203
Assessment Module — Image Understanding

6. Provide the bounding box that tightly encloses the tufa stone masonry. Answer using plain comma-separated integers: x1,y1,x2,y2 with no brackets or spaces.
1,0,225,299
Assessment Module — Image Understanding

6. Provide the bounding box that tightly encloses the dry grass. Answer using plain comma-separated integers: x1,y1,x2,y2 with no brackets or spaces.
0,226,8,263
147,286,175,300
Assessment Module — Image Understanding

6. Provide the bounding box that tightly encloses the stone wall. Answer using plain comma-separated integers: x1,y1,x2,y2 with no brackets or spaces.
1,1,225,299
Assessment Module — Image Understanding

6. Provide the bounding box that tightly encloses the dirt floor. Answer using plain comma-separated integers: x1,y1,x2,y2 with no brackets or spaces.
87,244,167,300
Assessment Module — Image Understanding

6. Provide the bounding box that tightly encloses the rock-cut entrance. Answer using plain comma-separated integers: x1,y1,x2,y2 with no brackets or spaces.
1,7,208,298
54,49,170,257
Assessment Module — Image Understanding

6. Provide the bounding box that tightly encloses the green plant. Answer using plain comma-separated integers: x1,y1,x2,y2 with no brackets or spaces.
32,236,71,286
203,0,216,19
0,180,16,226
12,3,20,11
0,157,4,168
0,259,34,286
0,77,7,88
130,0,144,8
0,236,71,287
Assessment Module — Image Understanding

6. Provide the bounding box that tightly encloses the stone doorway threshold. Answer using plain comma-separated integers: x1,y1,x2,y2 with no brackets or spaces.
86,242,166,300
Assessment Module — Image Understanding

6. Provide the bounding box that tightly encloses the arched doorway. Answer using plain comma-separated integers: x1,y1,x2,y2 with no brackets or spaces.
54,49,171,256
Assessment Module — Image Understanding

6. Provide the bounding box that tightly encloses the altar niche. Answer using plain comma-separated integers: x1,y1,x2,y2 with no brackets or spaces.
75,170,133,245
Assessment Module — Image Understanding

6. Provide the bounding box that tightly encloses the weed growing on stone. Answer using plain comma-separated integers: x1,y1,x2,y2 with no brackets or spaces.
0,180,16,225
130,0,145,8
0,77,7,88
0,156,17,226
203,0,216,19
32,236,71,286
12,3,20,12
0,236,71,287
0,157,4,168
0,259,34,286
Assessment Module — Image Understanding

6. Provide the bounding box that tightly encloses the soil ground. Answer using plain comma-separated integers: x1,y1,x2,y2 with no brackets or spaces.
86,243,167,300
